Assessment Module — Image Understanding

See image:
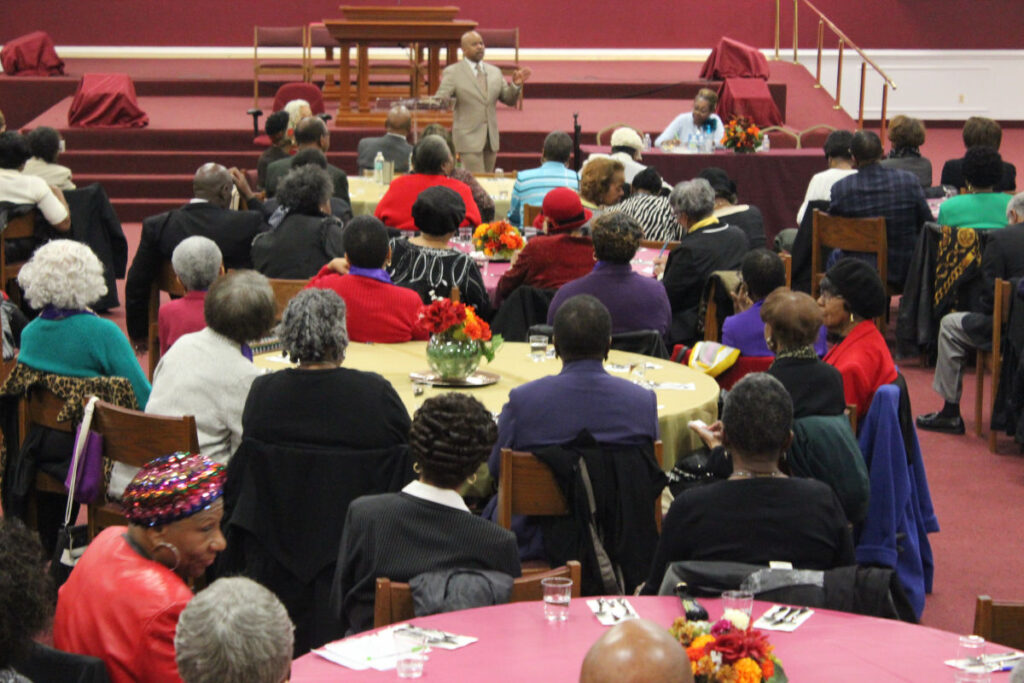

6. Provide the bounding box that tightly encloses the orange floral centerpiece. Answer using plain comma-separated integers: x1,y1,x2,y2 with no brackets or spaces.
721,116,763,154
669,613,787,683
473,220,525,260
419,298,503,380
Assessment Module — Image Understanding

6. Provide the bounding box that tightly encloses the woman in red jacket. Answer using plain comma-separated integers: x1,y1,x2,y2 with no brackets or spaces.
818,258,897,420
54,453,227,683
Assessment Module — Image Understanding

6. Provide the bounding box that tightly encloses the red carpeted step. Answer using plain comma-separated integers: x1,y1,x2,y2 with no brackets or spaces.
111,198,189,222
77,174,194,198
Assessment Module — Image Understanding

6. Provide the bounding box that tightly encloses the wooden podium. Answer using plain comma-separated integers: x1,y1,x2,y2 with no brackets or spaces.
324,6,476,126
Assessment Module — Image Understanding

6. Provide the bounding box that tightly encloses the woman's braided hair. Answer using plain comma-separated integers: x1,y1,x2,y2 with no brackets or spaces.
409,393,497,489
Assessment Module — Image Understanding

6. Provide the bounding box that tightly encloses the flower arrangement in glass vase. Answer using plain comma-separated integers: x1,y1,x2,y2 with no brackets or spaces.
472,220,525,260
419,297,503,380
669,611,787,683
721,116,763,154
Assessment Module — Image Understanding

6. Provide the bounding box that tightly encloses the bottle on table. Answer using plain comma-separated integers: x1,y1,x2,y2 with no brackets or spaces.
373,151,384,184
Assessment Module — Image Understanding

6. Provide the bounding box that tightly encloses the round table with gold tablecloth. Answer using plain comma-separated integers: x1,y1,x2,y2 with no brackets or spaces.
348,176,515,220
255,341,717,473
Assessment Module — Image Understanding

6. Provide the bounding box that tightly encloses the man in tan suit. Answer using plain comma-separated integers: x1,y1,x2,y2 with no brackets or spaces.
435,30,531,173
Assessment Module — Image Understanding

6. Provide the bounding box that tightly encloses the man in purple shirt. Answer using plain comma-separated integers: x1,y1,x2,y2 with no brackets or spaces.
547,213,672,338
487,295,659,559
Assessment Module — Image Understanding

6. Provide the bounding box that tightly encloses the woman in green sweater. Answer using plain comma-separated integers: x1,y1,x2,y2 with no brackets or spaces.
937,146,1012,230
17,239,150,406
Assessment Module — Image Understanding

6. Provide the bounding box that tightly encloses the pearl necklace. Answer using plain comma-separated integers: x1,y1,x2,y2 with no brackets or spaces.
731,470,784,478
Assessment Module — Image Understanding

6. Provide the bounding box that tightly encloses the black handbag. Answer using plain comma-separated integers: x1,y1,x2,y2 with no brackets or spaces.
49,397,99,587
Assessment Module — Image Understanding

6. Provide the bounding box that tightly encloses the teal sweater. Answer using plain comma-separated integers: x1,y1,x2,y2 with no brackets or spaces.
19,314,151,407
937,192,1011,230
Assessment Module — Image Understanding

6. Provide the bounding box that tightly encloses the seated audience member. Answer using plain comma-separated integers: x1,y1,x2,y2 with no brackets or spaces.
0,131,71,244
256,111,292,191
508,130,578,227
18,240,149,406
641,373,855,594
796,130,856,224
387,185,491,317
584,127,650,187
283,98,312,138
374,135,481,230
175,577,293,683
488,295,658,559
222,288,410,651
941,116,1017,192
356,105,413,173
547,212,671,338
125,162,265,350
615,167,679,242
579,619,693,683
818,259,897,420
110,271,276,497
0,518,108,683
579,156,625,217
307,216,428,343
880,115,932,188
654,87,725,149
421,123,495,223
251,165,346,278
698,166,765,249
260,148,353,222
761,289,845,418
721,249,788,356
157,236,222,354
265,117,349,202
496,187,595,305
55,453,227,683
936,146,1011,229
332,393,520,635
916,193,1024,434
660,178,749,346
23,126,74,190
828,131,932,289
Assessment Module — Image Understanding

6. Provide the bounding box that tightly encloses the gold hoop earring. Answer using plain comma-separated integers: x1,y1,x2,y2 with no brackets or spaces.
466,474,478,485
849,312,855,324
413,462,422,474
154,541,181,571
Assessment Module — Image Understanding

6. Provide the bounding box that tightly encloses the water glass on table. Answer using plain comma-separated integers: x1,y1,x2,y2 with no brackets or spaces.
541,577,573,622
394,630,427,679
721,590,754,625
529,334,549,362
458,226,472,242
955,635,990,682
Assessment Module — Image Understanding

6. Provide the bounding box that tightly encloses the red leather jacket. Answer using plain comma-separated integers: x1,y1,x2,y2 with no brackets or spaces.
54,527,192,683
824,320,898,419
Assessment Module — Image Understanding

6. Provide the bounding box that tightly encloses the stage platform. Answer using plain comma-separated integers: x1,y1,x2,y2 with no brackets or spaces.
9,56,857,226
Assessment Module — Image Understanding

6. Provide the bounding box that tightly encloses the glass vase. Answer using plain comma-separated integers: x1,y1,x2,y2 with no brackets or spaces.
426,335,482,381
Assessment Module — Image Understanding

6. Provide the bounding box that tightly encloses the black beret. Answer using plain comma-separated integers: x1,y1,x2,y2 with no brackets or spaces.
696,166,737,197
824,258,888,319
411,185,466,236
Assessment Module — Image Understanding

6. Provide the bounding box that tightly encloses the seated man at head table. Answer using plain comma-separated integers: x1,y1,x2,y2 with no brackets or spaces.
654,87,725,150
507,130,579,227
356,105,413,174
374,135,481,231
485,294,659,560
579,619,694,683
265,116,349,203
916,192,1024,435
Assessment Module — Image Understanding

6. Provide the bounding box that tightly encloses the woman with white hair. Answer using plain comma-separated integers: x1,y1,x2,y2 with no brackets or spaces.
158,235,222,353
175,577,294,683
282,98,312,140
17,239,150,406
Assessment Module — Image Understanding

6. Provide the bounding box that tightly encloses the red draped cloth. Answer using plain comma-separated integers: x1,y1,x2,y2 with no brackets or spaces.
1,31,65,76
717,77,783,126
68,74,149,128
700,37,770,80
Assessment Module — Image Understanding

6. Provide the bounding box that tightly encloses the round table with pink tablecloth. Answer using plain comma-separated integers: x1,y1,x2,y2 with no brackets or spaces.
290,596,984,682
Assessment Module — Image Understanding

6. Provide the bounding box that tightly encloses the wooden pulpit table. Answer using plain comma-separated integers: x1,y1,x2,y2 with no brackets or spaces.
324,6,476,126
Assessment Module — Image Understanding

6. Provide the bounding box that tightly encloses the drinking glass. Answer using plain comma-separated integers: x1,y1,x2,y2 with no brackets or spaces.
459,226,472,242
529,335,549,362
955,635,990,682
542,577,572,622
394,630,427,679
630,362,647,386
721,590,754,620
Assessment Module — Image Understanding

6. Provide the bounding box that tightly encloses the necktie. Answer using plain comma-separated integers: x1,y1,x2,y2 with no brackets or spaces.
476,64,487,92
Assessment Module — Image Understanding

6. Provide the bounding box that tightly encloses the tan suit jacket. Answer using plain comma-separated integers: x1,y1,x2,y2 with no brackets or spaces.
435,59,520,155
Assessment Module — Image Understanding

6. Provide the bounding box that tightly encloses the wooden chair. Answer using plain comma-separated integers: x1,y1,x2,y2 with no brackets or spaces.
701,270,740,343
974,595,1024,649
21,387,72,531
86,399,199,538
253,26,307,108
146,261,186,379
975,278,1012,449
1,210,38,303
268,278,309,321
595,123,643,146
810,210,888,332
304,23,337,88
522,204,543,228
780,251,792,287
476,28,522,109
373,561,582,628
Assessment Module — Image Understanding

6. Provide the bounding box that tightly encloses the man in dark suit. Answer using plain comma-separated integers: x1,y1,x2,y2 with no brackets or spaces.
356,105,413,173
265,117,349,202
125,163,266,350
917,193,1024,434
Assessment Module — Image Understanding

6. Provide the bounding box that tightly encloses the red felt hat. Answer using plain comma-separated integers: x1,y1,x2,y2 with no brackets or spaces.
541,187,592,233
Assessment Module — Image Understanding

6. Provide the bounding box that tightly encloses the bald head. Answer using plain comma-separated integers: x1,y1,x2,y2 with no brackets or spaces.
461,31,485,62
193,163,233,207
386,105,412,136
579,619,692,683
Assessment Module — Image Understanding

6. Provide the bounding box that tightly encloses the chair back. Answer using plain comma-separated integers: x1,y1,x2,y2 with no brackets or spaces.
978,278,1013,449
476,28,519,50
716,355,773,390
522,204,543,228
974,595,1024,649
253,26,307,108
596,123,643,146
610,330,669,359
269,278,309,320
272,82,325,115
20,386,73,530
147,260,186,379
780,251,792,287
373,561,581,628
87,398,199,536
307,23,336,52
255,25,305,48
700,270,740,343
810,210,887,299
1,210,38,300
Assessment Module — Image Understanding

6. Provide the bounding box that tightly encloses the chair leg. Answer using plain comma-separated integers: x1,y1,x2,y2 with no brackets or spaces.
975,352,985,438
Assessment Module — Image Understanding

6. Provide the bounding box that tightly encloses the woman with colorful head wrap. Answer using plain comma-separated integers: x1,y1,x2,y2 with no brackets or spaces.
54,452,226,683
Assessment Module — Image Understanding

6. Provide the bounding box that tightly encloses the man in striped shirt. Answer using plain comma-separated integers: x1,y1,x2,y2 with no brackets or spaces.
507,130,579,226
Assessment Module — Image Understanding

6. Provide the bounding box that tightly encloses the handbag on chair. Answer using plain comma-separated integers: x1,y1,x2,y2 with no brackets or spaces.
51,396,100,586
